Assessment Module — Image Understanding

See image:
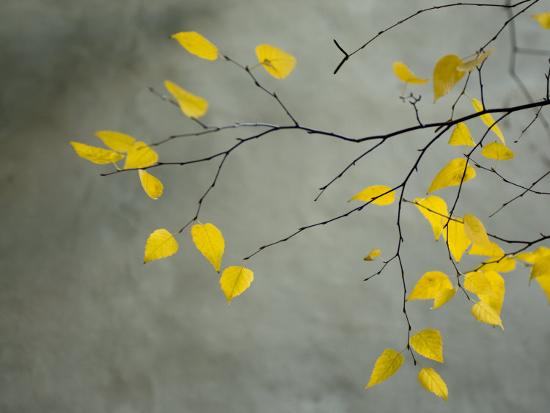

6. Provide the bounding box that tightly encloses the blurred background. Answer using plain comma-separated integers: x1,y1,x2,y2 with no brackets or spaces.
1,0,549,412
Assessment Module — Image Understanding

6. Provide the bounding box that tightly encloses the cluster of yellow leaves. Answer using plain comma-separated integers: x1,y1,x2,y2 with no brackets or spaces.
71,131,162,200
366,328,448,400
143,223,254,302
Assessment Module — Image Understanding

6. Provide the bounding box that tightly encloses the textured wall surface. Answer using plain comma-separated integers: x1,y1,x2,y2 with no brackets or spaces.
1,0,549,412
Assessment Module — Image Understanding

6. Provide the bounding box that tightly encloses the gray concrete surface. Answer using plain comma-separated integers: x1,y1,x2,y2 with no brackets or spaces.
1,0,549,412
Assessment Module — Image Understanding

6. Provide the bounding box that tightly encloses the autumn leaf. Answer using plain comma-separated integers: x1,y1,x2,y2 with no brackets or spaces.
350,185,395,205
472,98,506,144
481,142,514,161
144,228,179,263
408,271,455,309
392,61,429,84
433,54,465,101
124,141,159,169
364,248,381,261
442,218,471,262
535,275,550,303
465,270,505,315
365,349,404,389
220,266,254,302
463,214,490,247
515,246,550,264
255,44,296,79
164,80,208,118
191,223,225,272
531,255,550,280
448,122,475,147
418,368,448,400
433,287,457,310
533,12,550,29
139,169,164,200
457,49,493,73
414,196,449,240
471,300,503,329
70,141,124,165
95,130,136,152
410,329,444,363
171,31,219,60
428,158,476,193
469,241,504,258
478,257,516,273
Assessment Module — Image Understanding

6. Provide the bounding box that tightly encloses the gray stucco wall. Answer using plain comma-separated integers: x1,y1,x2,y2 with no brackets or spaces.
1,1,549,412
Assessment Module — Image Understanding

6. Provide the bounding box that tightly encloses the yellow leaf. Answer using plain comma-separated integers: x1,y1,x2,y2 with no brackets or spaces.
533,12,550,29
418,368,448,400
457,49,493,72
433,54,465,101
464,214,490,247
428,158,476,193
465,270,505,314
392,61,429,84
432,287,456,310
531,255,550,280
515,246,550,264
442,218,471,262
472,98,506,144
70,141,124,165
144,228,179,263
408,271,454,309
95,130,136,152
414,196,449,240
365,349,404,389
464,271,493,297
481,142,514,161
255,44,296,79
410,329,444,363
448,122,475,147
535,275,550,303
191,223,225,272
350,185,395,205
164,80,208,118
469,241,504,258
138,169,164,200
124,141,158,169
471,300,503,329
364,248,382,261
171,31,219,60
478,257,516,273
220,266,254,302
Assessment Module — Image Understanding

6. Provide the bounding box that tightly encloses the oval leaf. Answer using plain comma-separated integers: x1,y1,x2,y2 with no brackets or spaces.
428,158,476,194
364,248,382,262
433,54,465,101
164,80,208,118
70,141,124,165
448,122,475,147
255,44,296,79
350,185,395,206
365,349,404,389
139,169,164,200
220,266,254,302
191,223,225,272
410,329,444,363
124,141,158,169
481,142,514,160
392,61,429,84
95,130,136,152
471,301,503,329
408,271,453,305
418,368,448,400
144,228,179,263
171,31,219,60
442,218,471,262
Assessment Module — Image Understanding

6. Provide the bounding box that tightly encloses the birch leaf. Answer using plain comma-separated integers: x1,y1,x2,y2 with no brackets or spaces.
95,130,136,152
432,287,457,310
410,329,444,363
408,271,455,309
191,223,225,272
464,214,490,247
139,169,164,200
471,300,503,329
515,246,550,264
364,248,382,261
481,142,514,160
414,196,449,240
392,61,429,84
535,275,550,303
418,368,449,400
472,98,506,144
144,229,179,263
365,349,404,389
70,141,124,165
124,141,158,169
531,255,550,280
533,12,550,29
220,266,254,302
478,257,516,273
171,31,219,60
164,80,208,118
448,122,475,147
469,241,504,258
457,49,493,72
442,218,471,262
350,185,395,205
433,54,465,101
255,44,296,79
428,158,476,193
